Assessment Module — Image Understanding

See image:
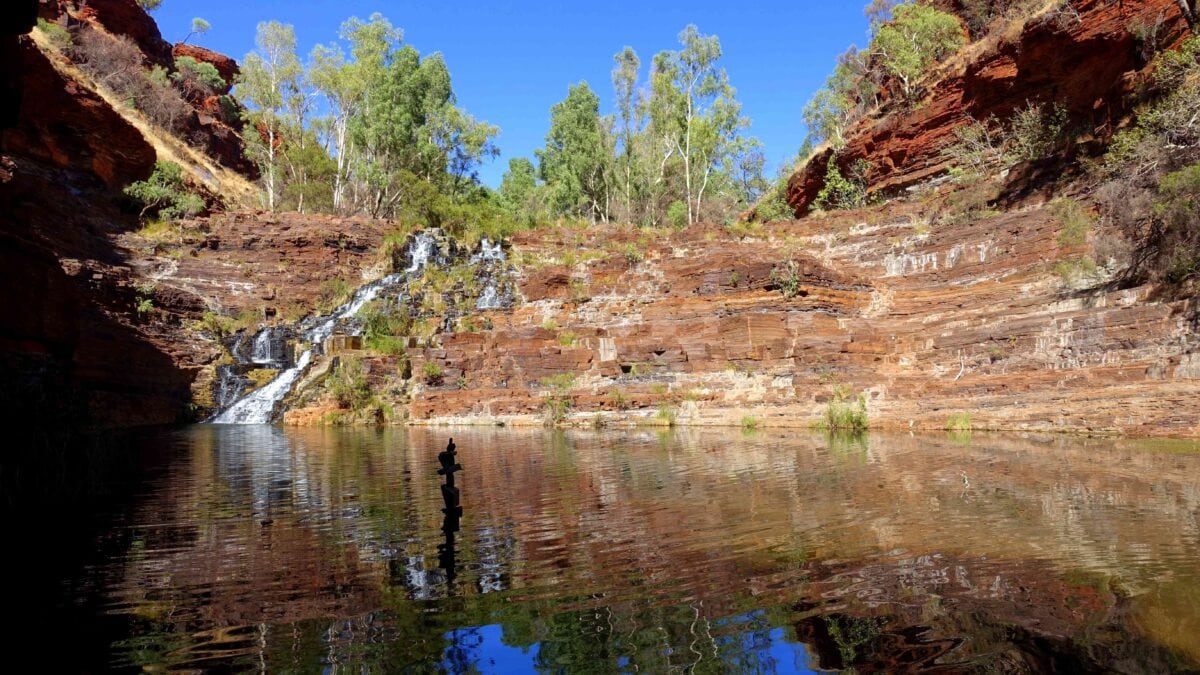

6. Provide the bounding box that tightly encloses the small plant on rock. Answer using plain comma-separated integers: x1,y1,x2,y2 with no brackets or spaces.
771,260,804,298
124,161,205,221
422,361,444,385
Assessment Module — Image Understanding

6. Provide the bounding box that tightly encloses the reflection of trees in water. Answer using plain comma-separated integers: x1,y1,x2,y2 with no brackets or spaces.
98,427,1200,671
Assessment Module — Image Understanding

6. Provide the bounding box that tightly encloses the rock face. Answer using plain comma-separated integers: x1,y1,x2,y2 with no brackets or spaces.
0,0,252,437
4,39,156,187
382,202,1200,435
172,43,238,93
787,0,1194,213
45,0,173,66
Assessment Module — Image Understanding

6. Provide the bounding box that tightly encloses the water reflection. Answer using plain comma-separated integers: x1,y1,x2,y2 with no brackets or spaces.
75,427,1200,671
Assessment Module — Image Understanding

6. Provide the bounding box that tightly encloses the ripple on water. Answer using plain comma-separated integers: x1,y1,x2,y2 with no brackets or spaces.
63,426,1200,672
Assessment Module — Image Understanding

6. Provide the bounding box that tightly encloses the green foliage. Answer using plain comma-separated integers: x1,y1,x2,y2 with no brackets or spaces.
124,161,205,220
755,195,793,223
740,415,759,431
75,30,191,131
1055,256,1098,285
803,47,875,150
540,373,575,425
330,358,371,410
1006,101,1070,163
656,403,678,426
498,158,547,227
1052,198,1093,247
36,18,72,49
666,200,688,228
557,331,578,347
821,387,869,432
360,301,411,355
1152,162,1200,283
870,4,965,100
185,17,211,43
422,360,444,384
316,278,351,312
945,412,973,432
1093,38,1200,286
622,242,644,266
771,260,804,298
814,159,869,211
137,0,162,10
947,115,1003,179
135,296,154,317
172,55,224,99
196,311,236,338
607,389,629,410
236,21,303,211
537,82,610,222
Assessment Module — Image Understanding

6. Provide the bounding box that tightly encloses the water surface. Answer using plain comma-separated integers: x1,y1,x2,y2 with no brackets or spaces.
62,427,1200,672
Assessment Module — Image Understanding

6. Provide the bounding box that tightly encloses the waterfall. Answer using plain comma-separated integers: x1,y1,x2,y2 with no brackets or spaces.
210,231,438,425
473,238,507,310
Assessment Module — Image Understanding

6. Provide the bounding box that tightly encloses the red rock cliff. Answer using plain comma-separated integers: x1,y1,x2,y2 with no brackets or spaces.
787,0,1194,213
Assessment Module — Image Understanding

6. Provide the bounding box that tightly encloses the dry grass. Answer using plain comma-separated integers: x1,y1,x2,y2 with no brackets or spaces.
29,25,259,209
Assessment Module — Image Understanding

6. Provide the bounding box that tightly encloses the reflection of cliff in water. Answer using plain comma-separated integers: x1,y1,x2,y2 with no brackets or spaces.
75,427,1200,671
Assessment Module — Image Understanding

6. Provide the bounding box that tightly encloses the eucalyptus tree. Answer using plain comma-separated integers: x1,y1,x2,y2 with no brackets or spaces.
649,25,750,225
537,82,611,222
236,21,303,211
612,47,643,224
870,3,963,100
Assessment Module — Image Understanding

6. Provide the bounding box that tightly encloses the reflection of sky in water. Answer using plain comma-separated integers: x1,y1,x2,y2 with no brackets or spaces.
439,617,817,674
84,427,1200,672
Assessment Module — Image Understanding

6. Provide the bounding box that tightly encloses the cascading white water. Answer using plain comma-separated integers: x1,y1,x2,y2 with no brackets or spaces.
211,232,438,424
473,238,506,310
250,329,275,365
471,238,505,263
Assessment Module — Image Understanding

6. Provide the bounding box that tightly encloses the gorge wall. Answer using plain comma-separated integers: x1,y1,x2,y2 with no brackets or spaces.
3,0,1199,439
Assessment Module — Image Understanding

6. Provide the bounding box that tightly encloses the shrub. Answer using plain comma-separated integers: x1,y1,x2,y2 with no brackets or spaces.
75,30,191,131
945,412,973,432
1151,162,1200,284
771,260,804,298
422,361,444,385
316,278,351,312
36,18,72,49
755,195,794,223
947,115,1003,179
667,201,688,229
814,159,869,211
607,389,629,410
557,331,577,347
622,242,643,267
656,403,678,426
741,415,759,431
822,388,868,432
330,358,371,410
1094,38,1200,286
870,4,965,100
124,161,205,220
172,55,225,101
1052,198,1093,247
360,301,412,355
196,311,236,338
1006,101,1070,164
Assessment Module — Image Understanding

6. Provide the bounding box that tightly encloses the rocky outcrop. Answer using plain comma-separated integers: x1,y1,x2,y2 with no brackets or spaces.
172,43,238,93
361,199,1200,435
787,0,1195,213
4,39,155,187
42,0,173,66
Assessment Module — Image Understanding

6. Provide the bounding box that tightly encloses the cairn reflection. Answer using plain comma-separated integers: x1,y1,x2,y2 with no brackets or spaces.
437,438,462,585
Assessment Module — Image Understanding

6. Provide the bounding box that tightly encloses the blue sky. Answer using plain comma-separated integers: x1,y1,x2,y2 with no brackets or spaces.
154,1,872,187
